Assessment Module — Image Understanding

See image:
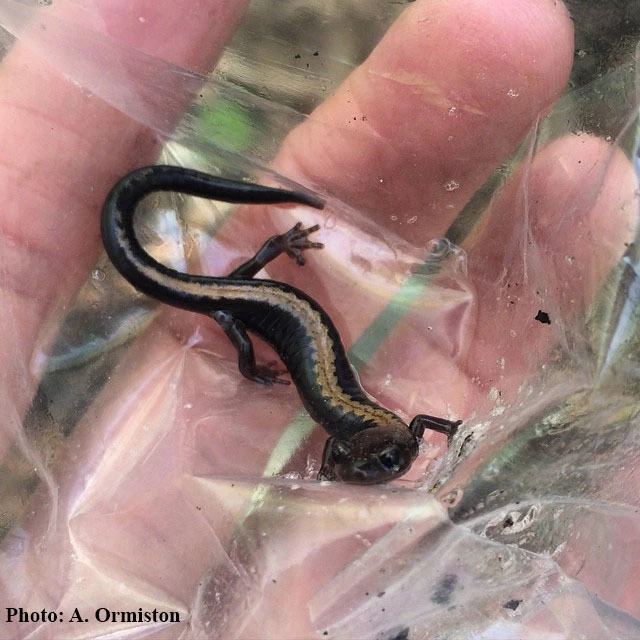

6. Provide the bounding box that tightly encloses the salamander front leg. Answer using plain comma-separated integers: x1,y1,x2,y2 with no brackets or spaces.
212,311,290,385
409,415,462,443
317,437,352,481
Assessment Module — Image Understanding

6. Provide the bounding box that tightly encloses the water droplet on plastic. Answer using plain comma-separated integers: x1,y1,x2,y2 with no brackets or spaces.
426,238,454,261
406,215,418,224
324,216,336,230
506,88,519,97
443,180,460,192
92,269,106,281
577,49,587,58
448,106,457,116
510,330,517,338
423,238,468,274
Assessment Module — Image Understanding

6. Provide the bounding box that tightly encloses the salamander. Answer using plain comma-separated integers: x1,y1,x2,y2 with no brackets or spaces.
101,165,461,483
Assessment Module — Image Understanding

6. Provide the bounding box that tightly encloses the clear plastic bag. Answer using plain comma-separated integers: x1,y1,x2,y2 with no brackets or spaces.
1,0,639,638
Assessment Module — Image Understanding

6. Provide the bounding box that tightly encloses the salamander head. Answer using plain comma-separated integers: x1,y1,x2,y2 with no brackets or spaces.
318,426,420,484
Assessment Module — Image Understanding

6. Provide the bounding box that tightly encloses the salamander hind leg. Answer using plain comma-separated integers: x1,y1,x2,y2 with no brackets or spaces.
212,311,290,385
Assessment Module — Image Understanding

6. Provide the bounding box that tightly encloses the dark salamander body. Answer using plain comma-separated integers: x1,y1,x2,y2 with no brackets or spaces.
101,165,460,483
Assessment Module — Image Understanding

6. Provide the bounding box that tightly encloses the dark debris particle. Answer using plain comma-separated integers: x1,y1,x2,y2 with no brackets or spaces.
272,579,277,584
503,599,522,611
387,629,410,640
458,433,474,458
503,516,514,528
323,632,328,637
313,51,319,56
378,591,386,597
431,574,458,605
535,310,551,324
294,54,301,59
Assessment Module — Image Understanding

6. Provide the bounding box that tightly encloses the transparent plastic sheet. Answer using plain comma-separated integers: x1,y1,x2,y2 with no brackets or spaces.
0,1,639,639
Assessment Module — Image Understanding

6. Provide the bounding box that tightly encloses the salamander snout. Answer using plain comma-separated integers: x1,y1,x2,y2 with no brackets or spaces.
318,427,420,484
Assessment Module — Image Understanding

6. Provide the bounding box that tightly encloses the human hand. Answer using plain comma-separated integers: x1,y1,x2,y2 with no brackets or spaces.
1,0,635,638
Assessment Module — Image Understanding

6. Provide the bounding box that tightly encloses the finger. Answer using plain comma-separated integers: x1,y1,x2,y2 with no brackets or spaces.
222,0,574,372
0,0,248,407
464,135,637,403
359,136,637,441
199,0,576,487
276,0,574,242
205,0,575,449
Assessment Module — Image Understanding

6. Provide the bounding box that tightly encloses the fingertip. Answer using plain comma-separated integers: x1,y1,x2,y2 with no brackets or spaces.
533,134,636,277
465,133,635,392
278,0,575,239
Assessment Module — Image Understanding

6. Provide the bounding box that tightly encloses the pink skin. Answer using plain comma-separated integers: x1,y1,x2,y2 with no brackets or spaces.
0,0,636,637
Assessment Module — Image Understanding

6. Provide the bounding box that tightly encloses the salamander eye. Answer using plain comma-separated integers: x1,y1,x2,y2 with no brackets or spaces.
378,448,400,471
